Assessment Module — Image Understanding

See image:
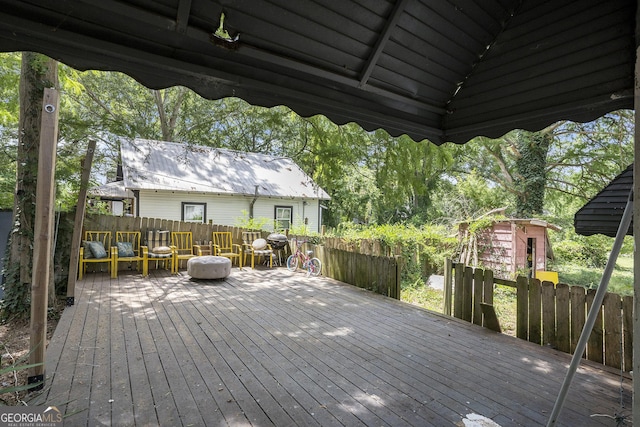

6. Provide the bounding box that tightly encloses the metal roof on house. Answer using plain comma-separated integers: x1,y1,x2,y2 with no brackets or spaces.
574,164,633,237
0,0,634,144
121,138,330,200
88,181,135,200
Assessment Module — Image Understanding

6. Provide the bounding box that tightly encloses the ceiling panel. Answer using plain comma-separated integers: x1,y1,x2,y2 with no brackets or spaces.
0,0,634,144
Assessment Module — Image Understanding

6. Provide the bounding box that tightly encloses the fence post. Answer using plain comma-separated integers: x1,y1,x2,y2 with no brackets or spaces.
516,276,529,340
541,281,556,347
555,283,570,353
473,268,483,325
462,266,473,322
623,295,633,372
528,278,542,345
443,258,453,315
586,289,604,364
602,292,622,370
482,269,494,327
570,285,586,355
453,263,464,319
393,255,402,300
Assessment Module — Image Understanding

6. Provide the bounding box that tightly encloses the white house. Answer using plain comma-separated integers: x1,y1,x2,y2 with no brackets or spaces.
119,138,330,233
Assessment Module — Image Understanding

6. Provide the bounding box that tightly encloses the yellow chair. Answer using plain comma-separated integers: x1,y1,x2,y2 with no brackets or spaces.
212,231,242,268
171,231,200,273
242,231,273,269
79,231,116,279
145,229,174,272
114,231,148,277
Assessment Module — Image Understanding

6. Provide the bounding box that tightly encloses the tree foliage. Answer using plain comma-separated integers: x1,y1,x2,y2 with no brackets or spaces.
3,52,58,319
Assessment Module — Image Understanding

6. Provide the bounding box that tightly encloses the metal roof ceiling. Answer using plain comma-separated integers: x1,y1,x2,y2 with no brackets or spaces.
574,164,633,237
0,0,634,144
121,138,330,200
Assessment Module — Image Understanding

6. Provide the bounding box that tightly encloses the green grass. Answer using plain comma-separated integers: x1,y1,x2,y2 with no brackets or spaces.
402,282,519,336
555,254,633,296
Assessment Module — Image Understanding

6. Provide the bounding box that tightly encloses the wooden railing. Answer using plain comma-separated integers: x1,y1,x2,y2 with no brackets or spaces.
81,214,401,299
444,259,633,372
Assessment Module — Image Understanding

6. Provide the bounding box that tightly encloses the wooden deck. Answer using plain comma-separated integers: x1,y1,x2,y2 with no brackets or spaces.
30,268,631,426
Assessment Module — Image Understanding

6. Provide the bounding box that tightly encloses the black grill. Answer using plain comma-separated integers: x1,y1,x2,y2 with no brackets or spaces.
266,233,288,249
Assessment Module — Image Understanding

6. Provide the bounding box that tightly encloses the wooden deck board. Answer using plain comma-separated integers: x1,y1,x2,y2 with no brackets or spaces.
29,268,632,426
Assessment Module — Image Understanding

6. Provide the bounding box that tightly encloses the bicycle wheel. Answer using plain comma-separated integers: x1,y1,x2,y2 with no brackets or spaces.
286,254,299,271
307,258,322,277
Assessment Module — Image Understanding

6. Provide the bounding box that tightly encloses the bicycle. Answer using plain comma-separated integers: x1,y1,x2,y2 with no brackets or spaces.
286,239,322,276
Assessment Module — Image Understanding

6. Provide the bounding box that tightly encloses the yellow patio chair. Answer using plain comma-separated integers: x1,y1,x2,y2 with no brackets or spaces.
145,229,174,272
242,231,273,269
212,231,242,268
79,231,116,279
114,231,148,277
171,231,200,273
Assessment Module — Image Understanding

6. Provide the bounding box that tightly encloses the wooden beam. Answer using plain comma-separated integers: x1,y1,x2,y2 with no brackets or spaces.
358,0,410,87
175,0,192,34
66,140,96,305
28,88,59,389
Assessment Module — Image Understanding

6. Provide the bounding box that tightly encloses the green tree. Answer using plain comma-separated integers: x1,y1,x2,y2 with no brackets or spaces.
3,52,58,319
513,129,552,217
0,53,21,208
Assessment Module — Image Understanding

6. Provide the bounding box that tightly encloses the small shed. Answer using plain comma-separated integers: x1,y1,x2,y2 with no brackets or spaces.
458,218,560,280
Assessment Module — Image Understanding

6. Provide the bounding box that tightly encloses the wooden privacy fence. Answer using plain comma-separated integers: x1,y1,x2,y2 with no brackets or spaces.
313,245,401,299
83,214,250,246
82,215,401,299
444,259,633,372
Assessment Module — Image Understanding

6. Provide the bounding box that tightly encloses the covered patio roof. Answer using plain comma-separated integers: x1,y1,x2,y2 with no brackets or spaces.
0,0,634,144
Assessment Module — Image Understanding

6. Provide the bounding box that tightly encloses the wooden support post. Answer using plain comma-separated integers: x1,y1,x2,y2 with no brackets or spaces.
66,140,96,305
28,88,59,389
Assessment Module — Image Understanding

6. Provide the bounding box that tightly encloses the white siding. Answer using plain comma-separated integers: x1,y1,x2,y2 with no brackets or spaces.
137,190,323,232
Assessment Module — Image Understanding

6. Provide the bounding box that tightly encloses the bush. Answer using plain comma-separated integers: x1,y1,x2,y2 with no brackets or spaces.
327,222,457,287
551,235,609,269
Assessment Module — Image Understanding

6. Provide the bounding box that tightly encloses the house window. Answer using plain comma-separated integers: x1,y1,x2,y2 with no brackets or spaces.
182,202,206,223
274,206,292,231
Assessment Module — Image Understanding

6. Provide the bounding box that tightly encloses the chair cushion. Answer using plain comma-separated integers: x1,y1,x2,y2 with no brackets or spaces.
252,238,267,250
149,251,172,259
152,245,172,254
117,242,135,257
86,241,108,259
82,241,95,259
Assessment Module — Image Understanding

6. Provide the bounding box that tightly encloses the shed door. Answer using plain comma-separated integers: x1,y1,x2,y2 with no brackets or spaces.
527,238,536,278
